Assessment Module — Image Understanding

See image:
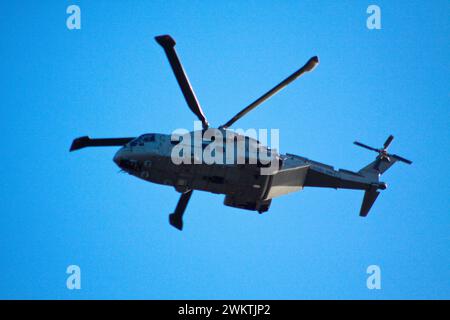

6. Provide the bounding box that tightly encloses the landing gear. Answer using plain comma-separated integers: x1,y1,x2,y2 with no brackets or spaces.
169,189,193,231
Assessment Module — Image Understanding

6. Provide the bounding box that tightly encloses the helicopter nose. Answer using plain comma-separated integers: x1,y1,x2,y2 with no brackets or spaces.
113,148,133,169
113,148,124,166
113,148,139,171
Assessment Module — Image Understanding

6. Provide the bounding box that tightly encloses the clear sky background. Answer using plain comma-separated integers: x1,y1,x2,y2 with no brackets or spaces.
0,1,449,299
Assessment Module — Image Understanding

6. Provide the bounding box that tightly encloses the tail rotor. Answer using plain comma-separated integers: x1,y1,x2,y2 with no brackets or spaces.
354,135,412,171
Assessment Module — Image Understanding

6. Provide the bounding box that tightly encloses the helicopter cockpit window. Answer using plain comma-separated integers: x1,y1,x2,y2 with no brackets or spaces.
143,134,155,142
130,134,155,146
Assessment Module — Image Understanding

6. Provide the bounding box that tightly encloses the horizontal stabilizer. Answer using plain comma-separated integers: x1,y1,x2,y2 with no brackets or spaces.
70,136,135,152
360,186,380,217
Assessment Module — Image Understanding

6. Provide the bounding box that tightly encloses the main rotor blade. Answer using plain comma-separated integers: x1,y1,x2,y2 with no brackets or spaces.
169,190,193,231
155,35,209,129
383,135,394,149
353,141,380,153
70,136,135,152
220,56,319,129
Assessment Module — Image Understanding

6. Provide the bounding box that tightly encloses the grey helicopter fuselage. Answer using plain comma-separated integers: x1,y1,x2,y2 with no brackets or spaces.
113,130,386,214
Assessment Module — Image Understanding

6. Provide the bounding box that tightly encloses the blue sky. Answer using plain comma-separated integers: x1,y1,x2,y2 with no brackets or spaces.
0,1,449,299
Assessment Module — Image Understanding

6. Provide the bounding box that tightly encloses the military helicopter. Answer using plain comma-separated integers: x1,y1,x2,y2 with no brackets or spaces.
70,35,412,230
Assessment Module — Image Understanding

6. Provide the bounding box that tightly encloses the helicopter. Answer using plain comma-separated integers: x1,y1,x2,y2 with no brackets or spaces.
70,34,412,230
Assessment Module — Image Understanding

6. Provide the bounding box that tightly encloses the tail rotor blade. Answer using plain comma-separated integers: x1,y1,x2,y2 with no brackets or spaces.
155,35,209,129
390,154,413,165
221,56,319,129
353,141,380,152
383,135,394,149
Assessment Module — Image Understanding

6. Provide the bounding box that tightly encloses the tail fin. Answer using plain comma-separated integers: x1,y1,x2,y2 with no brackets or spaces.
360,186,380,217
354,135,412,217
358,157,399,181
